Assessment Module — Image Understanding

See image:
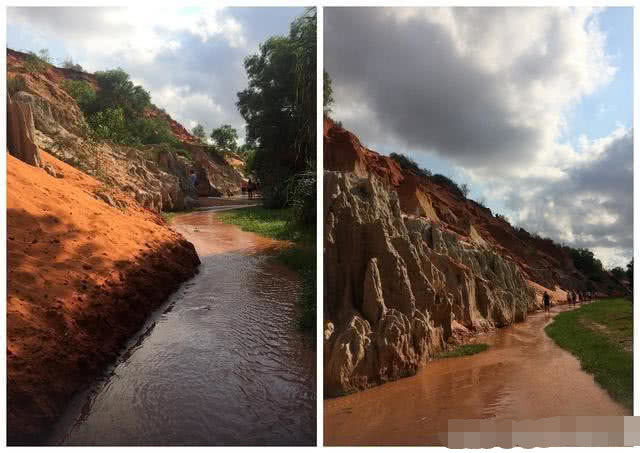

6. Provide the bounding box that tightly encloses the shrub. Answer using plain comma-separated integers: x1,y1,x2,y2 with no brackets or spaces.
191,124,206,142
131,116,180,146
62,79,96,111
24,51,49,73
62,57,84,72
87,107,135,144
431,173,464,198
90,68,150,119
7,75,27,96
568,247,604,277
288,161,316,227
389,152,431,178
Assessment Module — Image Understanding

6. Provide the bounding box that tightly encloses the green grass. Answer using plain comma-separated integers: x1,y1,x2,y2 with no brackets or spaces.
216,207,314,244
217,206,316,332
436,343,489,359
545,298,633,410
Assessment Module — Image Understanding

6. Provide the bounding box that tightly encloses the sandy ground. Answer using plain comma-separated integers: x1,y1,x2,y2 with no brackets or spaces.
7,152,200,444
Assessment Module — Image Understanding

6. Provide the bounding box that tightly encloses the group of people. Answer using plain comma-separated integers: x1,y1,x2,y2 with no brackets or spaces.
542,289,594,313
190,169,259,199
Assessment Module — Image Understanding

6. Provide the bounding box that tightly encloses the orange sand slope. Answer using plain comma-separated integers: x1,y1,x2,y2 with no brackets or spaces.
7,151,200,444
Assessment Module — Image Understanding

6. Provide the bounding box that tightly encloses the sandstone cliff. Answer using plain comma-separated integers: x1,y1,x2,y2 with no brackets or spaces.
323,116,625,396
7,48,245,211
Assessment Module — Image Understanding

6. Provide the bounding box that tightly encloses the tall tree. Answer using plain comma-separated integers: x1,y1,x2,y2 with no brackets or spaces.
210,124,238,153
236,8,316,209
323,70,334,113
191,124,206,142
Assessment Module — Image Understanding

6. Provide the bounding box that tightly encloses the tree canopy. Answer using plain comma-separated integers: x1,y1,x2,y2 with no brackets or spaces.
236,8,316,212
210,124,238,153
191,124,206,142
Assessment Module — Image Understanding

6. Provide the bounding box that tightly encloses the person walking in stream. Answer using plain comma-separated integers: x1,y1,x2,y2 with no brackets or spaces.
543,291,551,313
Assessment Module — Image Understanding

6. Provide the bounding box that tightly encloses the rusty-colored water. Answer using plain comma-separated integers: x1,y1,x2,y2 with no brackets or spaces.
324,304,628,446
54,210,316,446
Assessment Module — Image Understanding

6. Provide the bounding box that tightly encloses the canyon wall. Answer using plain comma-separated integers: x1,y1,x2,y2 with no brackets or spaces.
324,172,536,395
7,48,245,212
323,117,625,396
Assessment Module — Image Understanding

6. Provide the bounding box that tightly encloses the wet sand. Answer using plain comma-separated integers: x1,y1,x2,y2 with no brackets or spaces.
51,210,316,446
324,304,629,446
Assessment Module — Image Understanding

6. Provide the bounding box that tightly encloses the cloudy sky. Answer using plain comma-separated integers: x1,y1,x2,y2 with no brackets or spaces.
7,6,305,142
325,7,633,268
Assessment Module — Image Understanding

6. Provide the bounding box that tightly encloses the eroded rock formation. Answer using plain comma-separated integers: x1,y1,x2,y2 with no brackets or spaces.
324,172,536,396
7,48,246,212
7,94,41,167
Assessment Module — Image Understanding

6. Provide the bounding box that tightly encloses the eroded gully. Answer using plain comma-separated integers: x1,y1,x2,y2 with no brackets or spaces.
324,303,629,446
51,208,316,446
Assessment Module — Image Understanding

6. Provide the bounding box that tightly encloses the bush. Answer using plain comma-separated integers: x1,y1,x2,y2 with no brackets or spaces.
24,51,49,73
569,247,604,277
7,76,27,96
87,107,135,144
431,173,464,197
131,116,180,146
288,162,316,227
62,79,96,111
389,152,431,178
62,57,84,72
191,124,206,142
90,68,150,119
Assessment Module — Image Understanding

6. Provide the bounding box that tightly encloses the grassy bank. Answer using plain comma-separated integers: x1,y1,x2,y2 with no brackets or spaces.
437,343,489,359
216,206,315,332
545,298,632,410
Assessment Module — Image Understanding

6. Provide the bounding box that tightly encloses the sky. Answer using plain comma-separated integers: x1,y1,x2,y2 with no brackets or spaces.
325,7,633,269
7,6,305,143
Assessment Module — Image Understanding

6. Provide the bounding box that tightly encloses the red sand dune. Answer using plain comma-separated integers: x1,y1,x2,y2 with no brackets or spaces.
7,151,200,444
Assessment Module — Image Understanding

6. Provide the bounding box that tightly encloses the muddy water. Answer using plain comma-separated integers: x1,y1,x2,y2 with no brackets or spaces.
325,304,629,446
54,209,316,446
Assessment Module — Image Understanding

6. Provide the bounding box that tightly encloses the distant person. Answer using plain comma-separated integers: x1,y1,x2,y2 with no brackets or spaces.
543,291,551,313
567,291,573,306
190,169,198,188
247,179,255,200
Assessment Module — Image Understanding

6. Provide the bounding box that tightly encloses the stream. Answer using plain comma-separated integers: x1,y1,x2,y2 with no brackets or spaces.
324,303,629,446
51,209,316,446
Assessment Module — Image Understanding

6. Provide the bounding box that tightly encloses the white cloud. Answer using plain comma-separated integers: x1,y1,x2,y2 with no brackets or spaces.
326,7,631,267
8,6,248,65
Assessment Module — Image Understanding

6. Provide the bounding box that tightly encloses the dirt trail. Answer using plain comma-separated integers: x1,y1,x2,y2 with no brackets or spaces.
324,304,629,446
51,210,316,446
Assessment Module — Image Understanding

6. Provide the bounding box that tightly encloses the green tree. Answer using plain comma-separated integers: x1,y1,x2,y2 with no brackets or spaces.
611,267,626,281
62,80,96,112
236,8,316,209
191,124,206,142
90,68,150,120
62,57,84,72
210,124,238,153
324,70,334,112
38,48,52,64
627,259,633,288
569,248,604,277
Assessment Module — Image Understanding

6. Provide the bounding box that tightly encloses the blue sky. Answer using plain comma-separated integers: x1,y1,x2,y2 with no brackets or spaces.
326,7,633,268
7,6,305,141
